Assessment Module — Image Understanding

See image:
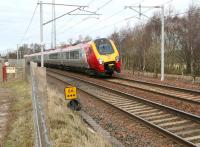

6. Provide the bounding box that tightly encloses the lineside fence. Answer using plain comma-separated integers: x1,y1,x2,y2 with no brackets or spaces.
30,62,50,147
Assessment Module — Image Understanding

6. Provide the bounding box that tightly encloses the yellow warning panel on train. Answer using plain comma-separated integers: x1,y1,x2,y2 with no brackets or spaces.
65,86,77,100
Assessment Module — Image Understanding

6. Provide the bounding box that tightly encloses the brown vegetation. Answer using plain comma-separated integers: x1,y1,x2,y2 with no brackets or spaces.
110,6,200,81
47,88,111,147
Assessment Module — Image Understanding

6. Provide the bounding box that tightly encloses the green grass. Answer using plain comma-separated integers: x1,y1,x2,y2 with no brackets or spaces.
2,80,34,147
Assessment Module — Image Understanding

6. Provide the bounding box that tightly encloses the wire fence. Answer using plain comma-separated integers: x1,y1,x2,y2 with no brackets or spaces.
30,62,51,147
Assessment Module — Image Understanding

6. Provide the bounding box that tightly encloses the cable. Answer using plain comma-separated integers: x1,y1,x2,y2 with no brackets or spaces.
86,0,96,6
168,8,200,17
19,3,39,44
81,0,174,36
96,0,113,12
70,0,146,37
84,8,154,36
58,0,114,35
58,0,174,42
57,0,97,34
59,8,124,35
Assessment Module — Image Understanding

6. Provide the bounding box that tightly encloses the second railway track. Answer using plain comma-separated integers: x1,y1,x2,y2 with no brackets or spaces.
106,76,200,105
47,69,200,147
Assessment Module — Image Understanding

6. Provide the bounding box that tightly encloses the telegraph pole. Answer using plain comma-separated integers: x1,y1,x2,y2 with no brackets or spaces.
40,1,44,67
125,5,165,81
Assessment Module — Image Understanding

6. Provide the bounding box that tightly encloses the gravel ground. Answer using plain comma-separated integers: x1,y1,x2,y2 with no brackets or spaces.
47,74,180,147
51,70,200,116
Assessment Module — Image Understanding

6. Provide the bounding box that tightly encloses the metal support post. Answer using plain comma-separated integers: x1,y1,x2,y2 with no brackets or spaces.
51,0,56,49
53,0,56,49
125,4,165,81
161,5,164,81
40,1,44,67
17,44,19,64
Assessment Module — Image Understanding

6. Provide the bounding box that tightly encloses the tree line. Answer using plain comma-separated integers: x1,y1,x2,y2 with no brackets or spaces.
109,5,200,80
4,5,200,80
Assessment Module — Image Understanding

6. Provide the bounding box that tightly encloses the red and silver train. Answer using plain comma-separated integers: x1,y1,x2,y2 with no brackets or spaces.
25,38,121,76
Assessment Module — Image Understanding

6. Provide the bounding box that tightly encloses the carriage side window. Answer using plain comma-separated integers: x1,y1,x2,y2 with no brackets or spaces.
65,52,69,59
44,54,48,60
49,53,58,59
70,50,79,59
79,49,82,58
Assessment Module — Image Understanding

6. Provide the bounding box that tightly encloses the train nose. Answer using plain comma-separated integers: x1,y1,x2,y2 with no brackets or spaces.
104,62,115,73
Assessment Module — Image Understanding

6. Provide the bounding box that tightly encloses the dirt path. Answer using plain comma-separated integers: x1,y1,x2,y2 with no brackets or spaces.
0,88,11,143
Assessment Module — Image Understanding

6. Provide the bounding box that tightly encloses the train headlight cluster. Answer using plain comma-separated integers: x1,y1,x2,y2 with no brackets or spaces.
98,58,104,65
115,56,120,62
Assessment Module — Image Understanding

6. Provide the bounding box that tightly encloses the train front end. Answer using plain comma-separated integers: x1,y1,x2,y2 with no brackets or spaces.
91,38,121,75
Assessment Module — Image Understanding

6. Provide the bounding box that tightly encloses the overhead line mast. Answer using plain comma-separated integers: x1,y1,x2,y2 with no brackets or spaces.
125,5,165,81
51,0,56,50
38,1,100,67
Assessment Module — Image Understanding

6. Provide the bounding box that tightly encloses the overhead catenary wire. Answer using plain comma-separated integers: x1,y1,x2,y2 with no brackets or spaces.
19,3,39,45
88,0,175,34
59,8,124,35
96,0,113,12
86,0,97,6
69,0,147,38
168,8,200,17
58,0,113,35
59,0,145,39
76,0,175,37
78,8,154,38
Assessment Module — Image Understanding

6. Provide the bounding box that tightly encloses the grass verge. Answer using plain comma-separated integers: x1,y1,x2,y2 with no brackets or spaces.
1,80,34,147
48,88,112,147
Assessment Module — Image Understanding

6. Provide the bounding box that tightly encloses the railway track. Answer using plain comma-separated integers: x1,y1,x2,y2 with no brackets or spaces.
47,69,200,147
107,76,200,105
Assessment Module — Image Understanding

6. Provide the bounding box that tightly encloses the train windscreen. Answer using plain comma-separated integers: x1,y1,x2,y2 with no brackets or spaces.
95,39,114,55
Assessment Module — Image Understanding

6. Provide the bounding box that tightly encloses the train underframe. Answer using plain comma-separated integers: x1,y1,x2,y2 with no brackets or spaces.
43,62,120,76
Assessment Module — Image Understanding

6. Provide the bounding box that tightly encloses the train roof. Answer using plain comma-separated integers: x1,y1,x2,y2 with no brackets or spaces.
24,42,90,57
24,38,110,57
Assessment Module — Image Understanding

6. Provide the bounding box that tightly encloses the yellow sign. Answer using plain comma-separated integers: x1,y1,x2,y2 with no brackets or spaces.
65,86,77,100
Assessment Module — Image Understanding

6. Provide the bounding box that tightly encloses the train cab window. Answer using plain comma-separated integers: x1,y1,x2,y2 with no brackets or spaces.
49,53,58,59
70,50,79,59
95,38,114,55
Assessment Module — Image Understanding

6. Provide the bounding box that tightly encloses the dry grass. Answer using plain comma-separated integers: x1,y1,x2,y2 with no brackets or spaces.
2,80,34,147
48,88,112,147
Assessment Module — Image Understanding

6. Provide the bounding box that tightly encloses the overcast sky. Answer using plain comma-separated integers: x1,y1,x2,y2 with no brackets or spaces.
0,0,199,54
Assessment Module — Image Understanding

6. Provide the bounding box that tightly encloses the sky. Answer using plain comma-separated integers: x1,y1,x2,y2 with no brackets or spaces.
0,0,199,55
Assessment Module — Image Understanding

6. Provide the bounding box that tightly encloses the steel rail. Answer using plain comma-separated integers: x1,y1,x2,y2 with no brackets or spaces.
105,78,200,105
47,69,200,147
114,76,200,94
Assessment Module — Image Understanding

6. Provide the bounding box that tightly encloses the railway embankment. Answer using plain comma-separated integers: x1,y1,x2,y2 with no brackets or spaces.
1,66,112,146
47,87,112,147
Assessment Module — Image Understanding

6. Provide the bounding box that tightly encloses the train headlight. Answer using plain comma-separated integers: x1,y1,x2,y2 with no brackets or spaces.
98,58,104,65
115,56,120,62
